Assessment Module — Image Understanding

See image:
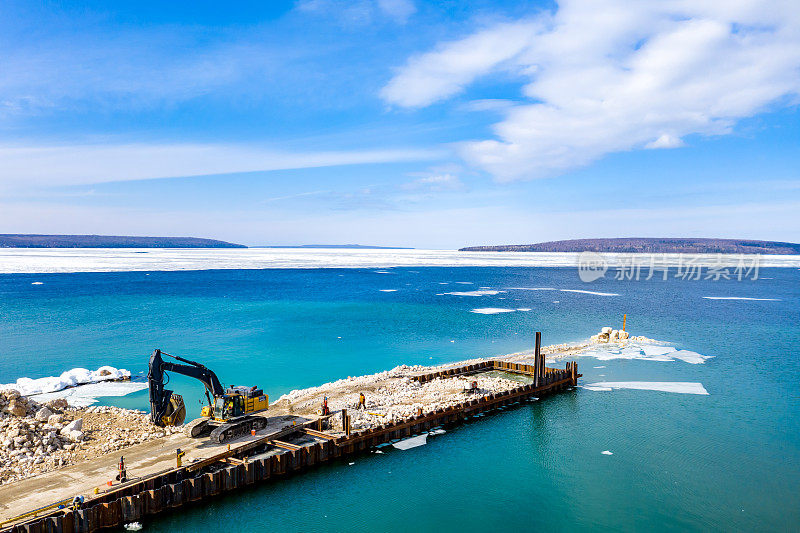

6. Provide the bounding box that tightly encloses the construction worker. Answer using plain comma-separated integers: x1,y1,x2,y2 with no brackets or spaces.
357,392,366,410
321,396,330,416
71,495,84,510
115,456,127,482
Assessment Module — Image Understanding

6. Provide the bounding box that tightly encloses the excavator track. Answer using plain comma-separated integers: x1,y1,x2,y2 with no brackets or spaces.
209,416,268,444
184,417,214,438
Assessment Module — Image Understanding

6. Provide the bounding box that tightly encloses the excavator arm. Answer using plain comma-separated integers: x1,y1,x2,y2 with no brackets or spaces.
148,349,226,427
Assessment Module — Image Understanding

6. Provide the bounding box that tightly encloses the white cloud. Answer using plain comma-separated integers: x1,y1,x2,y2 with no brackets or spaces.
382,0,800,181
0,143,442,187
381,20,539,107
402,173,464,192
296,0,415,26
645,134,686,149
377,0,416,24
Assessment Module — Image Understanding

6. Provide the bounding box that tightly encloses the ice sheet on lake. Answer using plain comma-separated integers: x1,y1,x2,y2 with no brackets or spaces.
5,248,798,274
584,381,709,395
392,434,428,450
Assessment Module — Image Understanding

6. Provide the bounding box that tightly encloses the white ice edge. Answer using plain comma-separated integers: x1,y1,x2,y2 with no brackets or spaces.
3,249,800,274
583,381,709,395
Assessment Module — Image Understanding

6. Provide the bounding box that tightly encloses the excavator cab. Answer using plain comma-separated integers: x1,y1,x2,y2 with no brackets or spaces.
149,349,270,443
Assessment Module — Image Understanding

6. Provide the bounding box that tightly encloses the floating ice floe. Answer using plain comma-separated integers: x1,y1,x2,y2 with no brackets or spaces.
558,289,619,296
439,290,505,296
506,287,618,296
574,342,712,364
582,382,709,395
471,308,516,314
702,296,780,301
392,434,428,450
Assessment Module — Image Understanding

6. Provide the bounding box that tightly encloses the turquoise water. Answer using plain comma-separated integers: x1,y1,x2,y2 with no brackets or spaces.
1,267,799,531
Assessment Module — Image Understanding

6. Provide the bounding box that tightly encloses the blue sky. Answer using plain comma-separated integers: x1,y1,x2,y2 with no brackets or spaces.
1,0,799,248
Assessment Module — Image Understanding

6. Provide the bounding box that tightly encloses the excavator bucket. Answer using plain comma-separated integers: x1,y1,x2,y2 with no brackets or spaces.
161,393,186,426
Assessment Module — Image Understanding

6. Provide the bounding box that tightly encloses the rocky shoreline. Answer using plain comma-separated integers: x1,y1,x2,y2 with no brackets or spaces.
0,391,180,486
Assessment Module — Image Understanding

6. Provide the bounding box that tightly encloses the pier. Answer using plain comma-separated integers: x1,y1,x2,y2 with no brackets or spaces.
1,335,579,533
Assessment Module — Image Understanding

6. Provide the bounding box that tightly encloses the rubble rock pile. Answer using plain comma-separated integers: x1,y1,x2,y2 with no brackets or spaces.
0,390,178,486
274,366,528,432
590,326,647,344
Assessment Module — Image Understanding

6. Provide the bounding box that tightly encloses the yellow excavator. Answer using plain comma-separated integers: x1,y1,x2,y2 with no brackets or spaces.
148,349,269,443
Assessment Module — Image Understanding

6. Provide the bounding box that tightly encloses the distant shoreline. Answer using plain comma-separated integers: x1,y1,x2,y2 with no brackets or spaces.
460,237,800,255
0,234,246,249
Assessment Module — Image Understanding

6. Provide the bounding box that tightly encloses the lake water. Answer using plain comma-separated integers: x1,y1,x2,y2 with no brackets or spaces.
1,252,798,531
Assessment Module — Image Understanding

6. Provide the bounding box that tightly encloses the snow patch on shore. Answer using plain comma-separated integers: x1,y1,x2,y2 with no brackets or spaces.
1,366,132,396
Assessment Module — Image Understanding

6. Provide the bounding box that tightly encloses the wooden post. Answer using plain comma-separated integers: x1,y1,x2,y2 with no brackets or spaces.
622,314,627,332
534,331,542,387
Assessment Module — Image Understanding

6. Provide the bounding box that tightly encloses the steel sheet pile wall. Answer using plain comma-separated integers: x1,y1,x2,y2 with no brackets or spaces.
4,357,578,533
